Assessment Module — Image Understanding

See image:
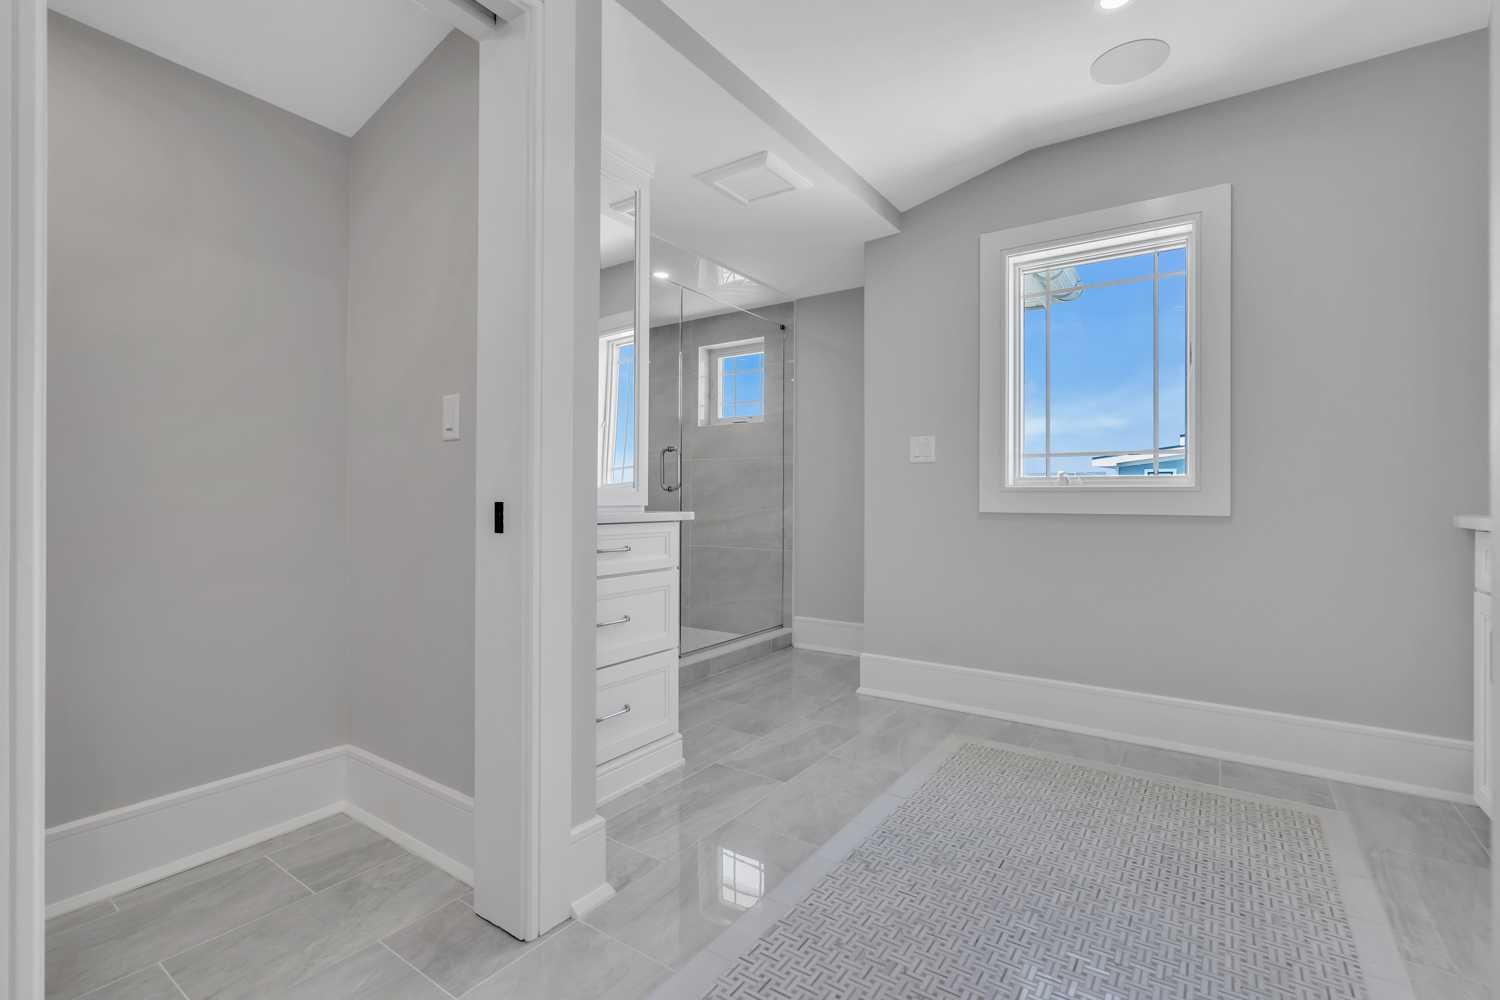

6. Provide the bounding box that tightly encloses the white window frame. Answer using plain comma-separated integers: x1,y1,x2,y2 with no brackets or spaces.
596,140,652,509
978,185,1232,516
697,337,766,426
597,320,636,487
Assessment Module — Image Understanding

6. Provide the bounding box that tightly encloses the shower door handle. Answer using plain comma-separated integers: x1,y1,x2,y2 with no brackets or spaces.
660,445,681,493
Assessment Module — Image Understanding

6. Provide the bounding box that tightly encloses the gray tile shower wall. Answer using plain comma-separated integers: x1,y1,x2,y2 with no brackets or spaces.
648,303,793,642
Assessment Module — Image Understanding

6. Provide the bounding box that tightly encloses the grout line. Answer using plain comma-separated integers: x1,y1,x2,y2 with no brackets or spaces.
382,940,459,999
1448,801,1491,858
73,965,159,1000
265,856,316,894
457,925,569,998
159,963,192,1000
149,854,406,972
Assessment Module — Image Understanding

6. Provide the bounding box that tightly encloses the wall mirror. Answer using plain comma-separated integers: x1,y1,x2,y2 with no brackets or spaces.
598,145,652,508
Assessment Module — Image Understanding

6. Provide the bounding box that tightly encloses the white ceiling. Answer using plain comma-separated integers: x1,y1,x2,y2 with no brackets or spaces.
49,0,455,136
660,0,1490,211
602,0,897,302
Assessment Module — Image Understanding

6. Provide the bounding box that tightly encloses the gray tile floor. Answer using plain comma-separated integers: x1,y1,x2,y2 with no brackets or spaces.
46,648,1493,1000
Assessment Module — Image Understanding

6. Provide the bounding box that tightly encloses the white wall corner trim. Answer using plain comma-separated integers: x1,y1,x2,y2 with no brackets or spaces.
46,748,349,915
568,814,613,918
344,746,475,885
46,746,478,919
793,616,865,656
859,653,1472,802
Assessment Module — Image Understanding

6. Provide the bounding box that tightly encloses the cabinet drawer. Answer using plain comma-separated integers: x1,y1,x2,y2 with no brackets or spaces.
597,523,678,578
596,568,678,667
596,650,677,764
1477,532,1492,595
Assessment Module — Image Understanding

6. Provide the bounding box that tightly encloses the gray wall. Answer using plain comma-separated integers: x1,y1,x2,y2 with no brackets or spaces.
864,32,1488,739
47,14,350,824
793,289,864,625
346,33,479,796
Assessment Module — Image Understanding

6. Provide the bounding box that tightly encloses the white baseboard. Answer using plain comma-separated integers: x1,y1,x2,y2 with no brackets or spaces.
344,746,474,885
860,652,1473,803
793,617,864,656
46,748,347,914
47,745,476,917
568,814,612,918
596,733,684,806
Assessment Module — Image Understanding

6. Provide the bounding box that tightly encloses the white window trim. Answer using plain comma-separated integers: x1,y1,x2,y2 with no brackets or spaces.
978,185,1232,516
697,337,766,426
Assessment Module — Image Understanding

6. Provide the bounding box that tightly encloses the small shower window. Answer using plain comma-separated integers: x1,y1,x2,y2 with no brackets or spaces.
698,337,765,426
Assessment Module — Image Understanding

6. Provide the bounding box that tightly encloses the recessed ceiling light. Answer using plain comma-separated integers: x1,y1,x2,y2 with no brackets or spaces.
1091,38,1170,85
652,271,671,280
1098,0,1132,9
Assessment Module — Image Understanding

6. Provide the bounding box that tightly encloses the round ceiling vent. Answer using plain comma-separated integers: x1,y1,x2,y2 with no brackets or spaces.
1090,38,1170,85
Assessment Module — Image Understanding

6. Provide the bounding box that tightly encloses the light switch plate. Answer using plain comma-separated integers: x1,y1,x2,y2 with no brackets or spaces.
442,394,461,441
909,435,936,463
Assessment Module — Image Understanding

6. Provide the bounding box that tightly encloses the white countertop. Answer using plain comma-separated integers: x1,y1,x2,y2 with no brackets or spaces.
597,509,695,524
1454,513,1492,532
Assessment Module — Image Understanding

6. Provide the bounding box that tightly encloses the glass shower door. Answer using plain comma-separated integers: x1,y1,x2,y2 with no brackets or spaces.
651,285,788,655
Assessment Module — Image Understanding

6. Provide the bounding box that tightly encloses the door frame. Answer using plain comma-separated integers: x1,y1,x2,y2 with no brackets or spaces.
472,0,605,939
0,0,602,978
2,0,47,995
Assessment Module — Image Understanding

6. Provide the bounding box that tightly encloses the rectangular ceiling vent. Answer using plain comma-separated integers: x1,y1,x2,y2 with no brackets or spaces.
696,151,812,206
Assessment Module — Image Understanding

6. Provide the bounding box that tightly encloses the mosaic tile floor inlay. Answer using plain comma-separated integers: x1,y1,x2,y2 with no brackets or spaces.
669,741,1409,1000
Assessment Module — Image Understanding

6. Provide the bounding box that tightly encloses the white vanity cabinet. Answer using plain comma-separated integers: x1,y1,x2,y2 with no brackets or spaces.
1458,515,1492,816
594,515,689,804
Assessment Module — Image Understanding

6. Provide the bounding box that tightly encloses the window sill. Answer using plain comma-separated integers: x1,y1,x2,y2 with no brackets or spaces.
980,478,1228,517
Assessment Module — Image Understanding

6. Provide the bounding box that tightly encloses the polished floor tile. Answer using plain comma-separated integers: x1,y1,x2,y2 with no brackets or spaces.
1367,847,1491,983
74,965,186,1000
277,942,448,1000
807,690,903,731
1121,745,1220,784
464,923,670,1000
271,820,409,891
47,858,308,1000
113,814,352,917
606,839,662,894
1334,783,1492,867
830,709,962,773
737,755,900,845
952,714,1036,746
1454,803,1491,854
679,723,758,777
1408,961,1492,1000
704,702,787,738
721,717,856,781
1220,761,1337,808
598,769,688,823
584,818,814,968
46,900,116,938
383,897,537,996
608,764,779,860
163,853,464,1000
45,649,1492,1000
1024,726,1132,765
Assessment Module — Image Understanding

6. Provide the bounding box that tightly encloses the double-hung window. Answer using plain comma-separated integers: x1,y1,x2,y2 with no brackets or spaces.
979,186,1231,516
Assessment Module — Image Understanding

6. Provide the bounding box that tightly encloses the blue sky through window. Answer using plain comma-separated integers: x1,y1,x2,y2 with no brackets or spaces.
1021,247,1187,477
720,352,764,420
605,342,635,485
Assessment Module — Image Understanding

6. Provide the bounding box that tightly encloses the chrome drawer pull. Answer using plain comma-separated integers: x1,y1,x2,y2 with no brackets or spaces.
597,544,633,554
596,704,632,724
596,614,631,628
